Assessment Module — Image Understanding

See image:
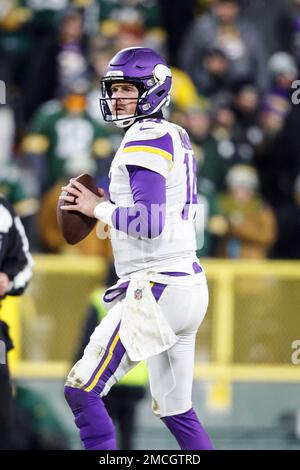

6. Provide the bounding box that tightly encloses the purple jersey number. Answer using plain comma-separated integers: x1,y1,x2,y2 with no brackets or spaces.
181,152,197,220
179,130,197,220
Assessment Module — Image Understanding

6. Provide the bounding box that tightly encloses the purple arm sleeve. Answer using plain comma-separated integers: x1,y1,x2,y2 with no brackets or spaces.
111,165,166,239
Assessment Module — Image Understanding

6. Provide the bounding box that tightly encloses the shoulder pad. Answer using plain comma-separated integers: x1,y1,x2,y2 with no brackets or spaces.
128,119,168,140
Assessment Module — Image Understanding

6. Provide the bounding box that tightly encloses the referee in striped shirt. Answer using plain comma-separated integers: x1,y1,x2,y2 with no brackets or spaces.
0,194,33,449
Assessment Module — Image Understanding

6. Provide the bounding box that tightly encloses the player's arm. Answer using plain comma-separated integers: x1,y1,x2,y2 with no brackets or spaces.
112,165,166,239
94,128,173,239
60,128,172,235
60,169,166,239
92,166,166,239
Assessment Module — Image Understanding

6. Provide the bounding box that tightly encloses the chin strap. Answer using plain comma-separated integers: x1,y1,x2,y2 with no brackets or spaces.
116,110,165,130
114,116,137,128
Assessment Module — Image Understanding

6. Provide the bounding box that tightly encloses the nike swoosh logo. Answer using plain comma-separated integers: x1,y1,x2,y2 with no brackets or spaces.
139,126,153,131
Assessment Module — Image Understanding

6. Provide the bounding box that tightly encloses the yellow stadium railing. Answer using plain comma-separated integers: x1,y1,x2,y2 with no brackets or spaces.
1,256,299,395
197,260,300,409
197,259,300,381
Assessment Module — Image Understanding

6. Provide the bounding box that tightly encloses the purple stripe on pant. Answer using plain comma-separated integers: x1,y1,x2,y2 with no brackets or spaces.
94,337,126,395
83,321,124,392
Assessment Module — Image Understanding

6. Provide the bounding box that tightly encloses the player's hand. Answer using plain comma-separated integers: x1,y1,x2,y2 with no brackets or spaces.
60,179,106,218
0,272,10,296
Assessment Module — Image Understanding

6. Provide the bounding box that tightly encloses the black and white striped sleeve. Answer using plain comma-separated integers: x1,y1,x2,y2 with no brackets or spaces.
0,202,33,297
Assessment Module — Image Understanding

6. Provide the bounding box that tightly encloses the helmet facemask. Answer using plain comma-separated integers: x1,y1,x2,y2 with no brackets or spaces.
100,77,147,128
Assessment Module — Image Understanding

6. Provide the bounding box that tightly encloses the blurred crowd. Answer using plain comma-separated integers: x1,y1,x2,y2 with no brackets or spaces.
1,0,300,260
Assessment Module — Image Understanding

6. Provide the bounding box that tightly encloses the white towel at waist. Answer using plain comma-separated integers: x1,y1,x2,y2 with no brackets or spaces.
119,278,177,361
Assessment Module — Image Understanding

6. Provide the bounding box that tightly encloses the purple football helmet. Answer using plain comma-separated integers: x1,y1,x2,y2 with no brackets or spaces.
100,47,172,127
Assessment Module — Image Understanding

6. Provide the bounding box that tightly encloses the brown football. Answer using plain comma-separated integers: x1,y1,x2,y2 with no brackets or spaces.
57,173,98,245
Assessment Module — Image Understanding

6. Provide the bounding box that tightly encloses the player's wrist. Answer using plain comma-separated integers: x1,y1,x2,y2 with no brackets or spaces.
93,201,116,226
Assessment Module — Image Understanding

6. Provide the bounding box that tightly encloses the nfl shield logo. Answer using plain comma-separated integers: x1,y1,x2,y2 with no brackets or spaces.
134,289,143,300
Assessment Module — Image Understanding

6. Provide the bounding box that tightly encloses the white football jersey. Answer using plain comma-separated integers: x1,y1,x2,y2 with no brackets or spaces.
108,118,201,278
